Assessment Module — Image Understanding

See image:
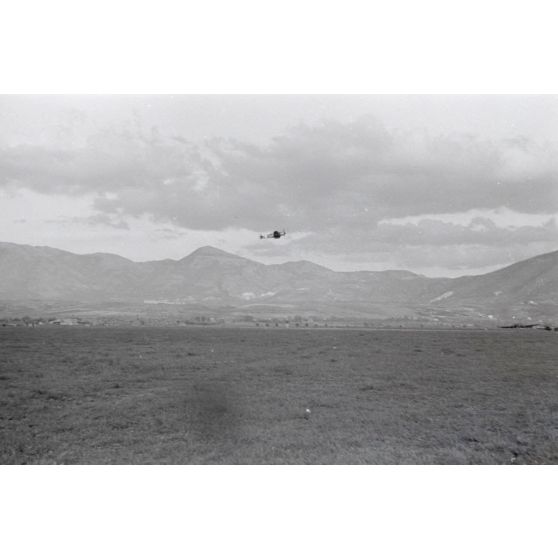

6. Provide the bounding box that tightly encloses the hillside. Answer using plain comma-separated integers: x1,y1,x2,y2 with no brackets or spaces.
429,249,558,322
1,241,558,323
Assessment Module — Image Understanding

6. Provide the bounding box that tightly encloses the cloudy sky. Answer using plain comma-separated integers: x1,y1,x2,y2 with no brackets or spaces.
1,94,557,276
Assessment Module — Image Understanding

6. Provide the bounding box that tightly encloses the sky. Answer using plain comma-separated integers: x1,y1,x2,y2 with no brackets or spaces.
1,94,557,277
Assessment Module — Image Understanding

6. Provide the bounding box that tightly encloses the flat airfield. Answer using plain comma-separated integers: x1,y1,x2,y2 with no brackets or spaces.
1,326,557,464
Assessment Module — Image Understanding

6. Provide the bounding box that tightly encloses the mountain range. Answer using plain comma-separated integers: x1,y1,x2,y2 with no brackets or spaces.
1,241,557,324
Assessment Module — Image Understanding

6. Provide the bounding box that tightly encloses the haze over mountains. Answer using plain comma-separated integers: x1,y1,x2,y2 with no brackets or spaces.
1,241,557,324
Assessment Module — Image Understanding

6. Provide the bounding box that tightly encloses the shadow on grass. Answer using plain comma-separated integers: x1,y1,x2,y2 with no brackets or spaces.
185,380,241,445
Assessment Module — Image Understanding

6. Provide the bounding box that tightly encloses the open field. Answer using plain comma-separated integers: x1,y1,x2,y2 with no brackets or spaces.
1,326,557,464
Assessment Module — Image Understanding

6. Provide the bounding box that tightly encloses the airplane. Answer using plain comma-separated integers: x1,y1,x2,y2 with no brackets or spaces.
260,229,286,240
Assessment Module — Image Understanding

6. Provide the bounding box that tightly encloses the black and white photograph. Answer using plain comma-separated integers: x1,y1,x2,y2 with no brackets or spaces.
1,2,557,556
1,93,557,465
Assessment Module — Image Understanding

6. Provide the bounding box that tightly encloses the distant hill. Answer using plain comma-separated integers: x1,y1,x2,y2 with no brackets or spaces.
428,249,558,322
1,241,558,323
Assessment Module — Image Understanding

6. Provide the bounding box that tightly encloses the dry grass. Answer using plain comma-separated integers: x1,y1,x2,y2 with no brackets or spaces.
1,326,557,464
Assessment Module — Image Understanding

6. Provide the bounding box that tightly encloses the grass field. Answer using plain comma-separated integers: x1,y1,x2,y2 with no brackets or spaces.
1,326,557,464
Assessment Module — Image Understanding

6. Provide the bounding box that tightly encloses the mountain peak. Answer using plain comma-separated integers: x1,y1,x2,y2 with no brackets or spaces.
185,246,240,259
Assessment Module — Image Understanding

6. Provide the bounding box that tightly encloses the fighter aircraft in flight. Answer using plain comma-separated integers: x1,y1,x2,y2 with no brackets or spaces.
259,229,286,240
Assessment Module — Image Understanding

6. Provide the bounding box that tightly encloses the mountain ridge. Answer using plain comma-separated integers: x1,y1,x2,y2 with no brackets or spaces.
1,241,557,323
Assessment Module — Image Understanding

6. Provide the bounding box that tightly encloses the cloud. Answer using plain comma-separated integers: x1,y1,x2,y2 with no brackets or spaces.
372,216,558,247
247,216,558,274
0,126,204,196
43,213,130,230
250,217,558,253
198,119,558,232
1,116,557,240
79,214,130,230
